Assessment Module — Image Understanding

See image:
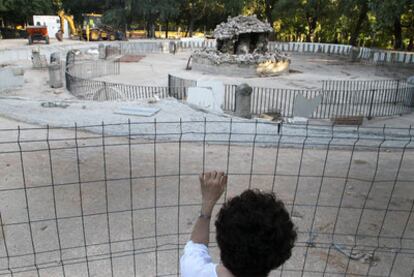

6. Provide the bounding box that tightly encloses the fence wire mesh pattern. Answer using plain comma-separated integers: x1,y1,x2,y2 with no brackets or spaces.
0,120,413,277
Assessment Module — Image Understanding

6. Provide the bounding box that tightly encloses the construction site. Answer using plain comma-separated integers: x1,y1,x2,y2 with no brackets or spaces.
0,10,414,277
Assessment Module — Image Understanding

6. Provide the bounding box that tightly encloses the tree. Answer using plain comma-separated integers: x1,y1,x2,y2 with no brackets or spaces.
371,0,413,50
403,3,414,50
102,0,130,31
158,0,180,38
338,0,370,46
220,0,245,17
0,0,57,25
273,0,334,42
263,0,278,25
62,0,105,23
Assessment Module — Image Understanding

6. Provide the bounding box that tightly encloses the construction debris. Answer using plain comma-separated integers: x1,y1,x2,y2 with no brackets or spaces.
31,49,48,69
41,102,70,108
114,106,160,117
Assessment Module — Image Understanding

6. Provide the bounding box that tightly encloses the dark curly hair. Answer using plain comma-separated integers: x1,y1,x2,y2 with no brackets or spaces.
215,189,297,277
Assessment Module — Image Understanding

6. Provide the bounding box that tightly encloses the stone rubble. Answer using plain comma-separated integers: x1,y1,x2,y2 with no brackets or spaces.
193,15,290,74
213,15,274,40
193,49,289,65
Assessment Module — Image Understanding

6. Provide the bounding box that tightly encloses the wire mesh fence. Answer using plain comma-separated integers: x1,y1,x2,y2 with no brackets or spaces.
0,120,413,277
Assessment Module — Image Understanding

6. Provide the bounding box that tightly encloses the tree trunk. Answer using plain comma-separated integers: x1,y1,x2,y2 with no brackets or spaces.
306,16,317,42
188,0,195,37
265,0,276,40
165,20,169,39
265,0,274,26
408,37,413,51
393,17,403,50
188,19,194,37
349,0,368,46
147,18,155,38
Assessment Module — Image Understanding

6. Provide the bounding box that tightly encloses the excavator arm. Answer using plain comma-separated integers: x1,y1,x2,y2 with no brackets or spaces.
58,10,78,37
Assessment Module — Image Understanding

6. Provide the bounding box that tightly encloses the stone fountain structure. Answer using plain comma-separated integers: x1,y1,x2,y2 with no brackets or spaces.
192,15,290,77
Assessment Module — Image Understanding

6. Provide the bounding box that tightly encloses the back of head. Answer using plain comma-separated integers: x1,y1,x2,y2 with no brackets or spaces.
215,189,297,277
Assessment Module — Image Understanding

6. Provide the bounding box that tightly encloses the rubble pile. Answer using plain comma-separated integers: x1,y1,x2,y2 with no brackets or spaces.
193,49,289,65
192,15,290,77
213,15,273,41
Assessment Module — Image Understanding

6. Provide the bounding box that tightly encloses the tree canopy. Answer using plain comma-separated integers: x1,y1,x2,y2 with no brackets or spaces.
0,0,413,50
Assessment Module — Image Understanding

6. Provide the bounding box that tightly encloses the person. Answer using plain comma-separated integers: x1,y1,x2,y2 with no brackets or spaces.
180,171,297,277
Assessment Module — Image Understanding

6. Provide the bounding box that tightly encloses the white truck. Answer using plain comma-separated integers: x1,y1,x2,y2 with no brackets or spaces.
33,15,69,39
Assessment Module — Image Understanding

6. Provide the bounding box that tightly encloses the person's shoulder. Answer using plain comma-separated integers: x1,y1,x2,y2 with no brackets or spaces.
182,241,211,260
180,241,217,277
181,259,217,277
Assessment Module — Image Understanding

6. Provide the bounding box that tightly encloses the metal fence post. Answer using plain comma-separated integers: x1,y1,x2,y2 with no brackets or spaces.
168,74,172,97
411,87,414,107
407,77,414,107
104,82,109,101
394,80,400,105
368,89,376,120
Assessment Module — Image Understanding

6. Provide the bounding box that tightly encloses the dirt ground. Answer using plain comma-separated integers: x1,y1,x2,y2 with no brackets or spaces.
0,116,413,277
96,53,411,90
0,38,89,51
0,41,413,276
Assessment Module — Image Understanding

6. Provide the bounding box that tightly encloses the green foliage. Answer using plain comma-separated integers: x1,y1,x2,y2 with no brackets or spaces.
1,0,413,50
370,0,413,49
0,0,58,24
102,7,127,29
62,0,105,22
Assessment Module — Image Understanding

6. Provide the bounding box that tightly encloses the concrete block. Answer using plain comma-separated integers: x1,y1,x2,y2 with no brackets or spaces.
115,107,160,117
99,44,106,59
187,87,216,111
197,81,224,113
0,67,25,91
234,83,252,119
32,49,48,68
48,63,63,88
12,67,25,76
293,94,322,118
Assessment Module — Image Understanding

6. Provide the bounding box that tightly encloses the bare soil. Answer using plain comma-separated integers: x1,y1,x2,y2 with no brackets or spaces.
0,117,412,277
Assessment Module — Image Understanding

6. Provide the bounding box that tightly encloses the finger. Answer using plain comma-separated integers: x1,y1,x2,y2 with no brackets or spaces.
216,172,223,183
199,173,204,184
221,175,228,186
219,175,224,186
212,171,217,179
218,172,224,179
206,171,211,180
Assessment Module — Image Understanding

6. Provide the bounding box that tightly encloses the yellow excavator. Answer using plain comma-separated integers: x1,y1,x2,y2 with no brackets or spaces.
81,13,109,41
58,10,78,38
58,10,124,41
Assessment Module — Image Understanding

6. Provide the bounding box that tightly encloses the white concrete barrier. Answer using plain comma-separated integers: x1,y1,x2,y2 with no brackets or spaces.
0,66,24,91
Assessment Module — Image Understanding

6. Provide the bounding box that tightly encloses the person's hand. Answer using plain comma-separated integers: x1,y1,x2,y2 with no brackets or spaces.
199,171,227,216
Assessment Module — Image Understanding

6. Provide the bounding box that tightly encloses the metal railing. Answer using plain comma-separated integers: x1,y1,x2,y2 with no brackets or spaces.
66,60,414,119
224,83,414,118
269,42,414,65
